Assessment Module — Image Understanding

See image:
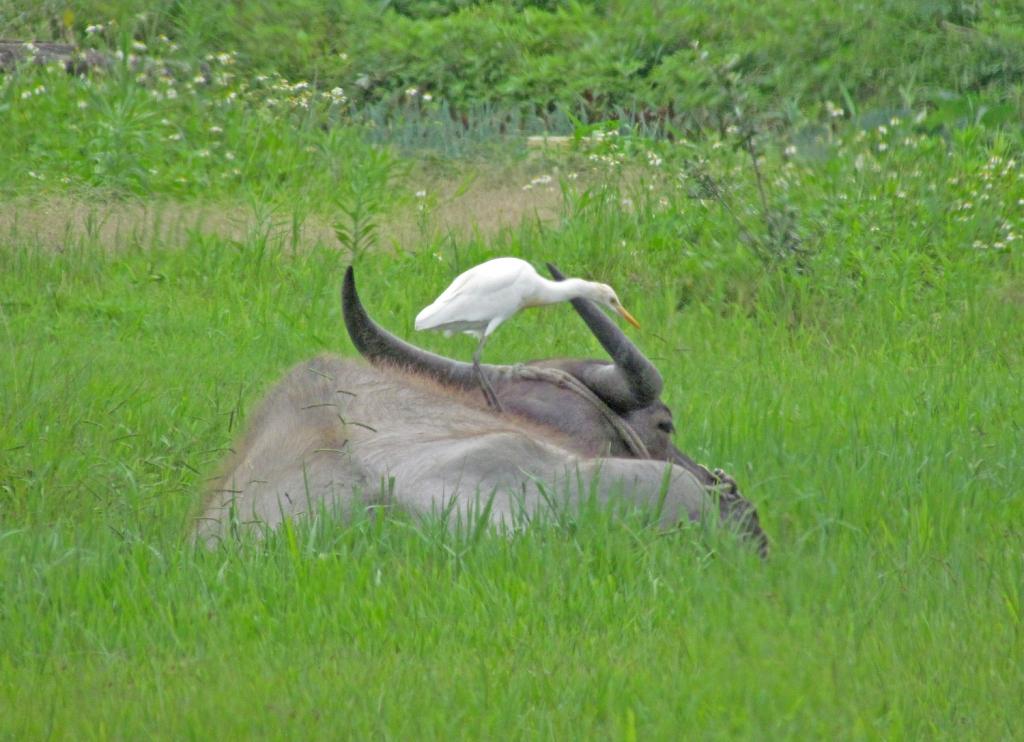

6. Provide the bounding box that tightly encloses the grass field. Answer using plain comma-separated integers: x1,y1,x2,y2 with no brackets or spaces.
2,3,1024,738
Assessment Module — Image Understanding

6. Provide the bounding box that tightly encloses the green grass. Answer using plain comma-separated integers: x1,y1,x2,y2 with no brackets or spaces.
2,157,1023,735
2,6,1024,737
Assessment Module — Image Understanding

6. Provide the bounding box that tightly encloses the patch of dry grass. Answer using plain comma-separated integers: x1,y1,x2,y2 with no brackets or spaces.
0,174,566,252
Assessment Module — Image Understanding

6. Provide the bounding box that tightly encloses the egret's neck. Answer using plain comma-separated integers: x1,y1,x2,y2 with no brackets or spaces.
535,277,593,305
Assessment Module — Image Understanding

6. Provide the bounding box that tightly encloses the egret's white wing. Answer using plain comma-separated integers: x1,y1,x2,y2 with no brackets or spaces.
415,258,537,331
429,258,532,306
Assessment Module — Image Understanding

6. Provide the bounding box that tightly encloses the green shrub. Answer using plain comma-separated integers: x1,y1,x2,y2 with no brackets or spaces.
4,0,1022,126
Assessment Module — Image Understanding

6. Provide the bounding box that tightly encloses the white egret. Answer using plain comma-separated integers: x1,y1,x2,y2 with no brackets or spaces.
415,257,641,410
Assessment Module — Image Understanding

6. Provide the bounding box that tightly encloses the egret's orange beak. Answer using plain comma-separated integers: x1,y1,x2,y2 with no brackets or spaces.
616,304,641,329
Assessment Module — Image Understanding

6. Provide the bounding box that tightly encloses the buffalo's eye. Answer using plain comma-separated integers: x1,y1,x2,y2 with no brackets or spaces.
657,420,675,434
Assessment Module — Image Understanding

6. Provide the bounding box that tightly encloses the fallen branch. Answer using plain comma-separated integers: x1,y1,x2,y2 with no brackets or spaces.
0,40,110,74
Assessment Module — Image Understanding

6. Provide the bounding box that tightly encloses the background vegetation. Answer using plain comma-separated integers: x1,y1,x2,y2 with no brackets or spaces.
5,0,1024,127
1,1,1022,737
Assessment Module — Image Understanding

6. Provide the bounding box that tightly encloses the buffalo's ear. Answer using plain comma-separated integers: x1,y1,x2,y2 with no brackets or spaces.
546,262,567,282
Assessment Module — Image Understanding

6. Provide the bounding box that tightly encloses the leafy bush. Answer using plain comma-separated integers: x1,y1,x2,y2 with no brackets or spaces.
4,0,1023,127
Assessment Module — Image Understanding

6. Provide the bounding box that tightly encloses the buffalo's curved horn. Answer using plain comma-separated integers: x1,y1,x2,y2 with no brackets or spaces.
546,262,663,408
342,266,495,390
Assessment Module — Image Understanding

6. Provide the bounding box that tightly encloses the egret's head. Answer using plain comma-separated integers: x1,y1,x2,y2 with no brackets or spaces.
588,283,641,329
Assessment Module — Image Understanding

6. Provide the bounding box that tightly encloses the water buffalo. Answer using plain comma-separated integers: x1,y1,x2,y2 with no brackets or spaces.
197,266,766,554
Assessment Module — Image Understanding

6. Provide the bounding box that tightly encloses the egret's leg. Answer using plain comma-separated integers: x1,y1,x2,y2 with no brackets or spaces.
472,335,502,412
